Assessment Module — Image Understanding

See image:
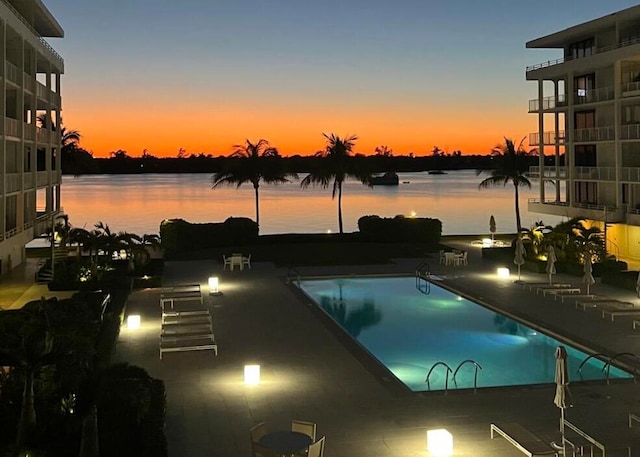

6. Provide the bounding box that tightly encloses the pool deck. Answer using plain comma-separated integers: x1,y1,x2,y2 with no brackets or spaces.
5,244,640,456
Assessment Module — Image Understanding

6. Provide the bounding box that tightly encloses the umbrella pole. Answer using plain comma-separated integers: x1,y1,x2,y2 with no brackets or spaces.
560,407,566,456
518,264,521,280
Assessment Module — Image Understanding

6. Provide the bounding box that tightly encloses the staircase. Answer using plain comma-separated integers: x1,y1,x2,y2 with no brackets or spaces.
35,246,70,284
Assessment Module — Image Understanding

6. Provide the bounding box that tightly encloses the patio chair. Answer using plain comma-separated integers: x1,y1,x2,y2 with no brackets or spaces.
307,436,325,457
242,254,252,270
454,251,468,266
439,250,446,265
223,255,232,271
292,419,316,441
250,422,274,457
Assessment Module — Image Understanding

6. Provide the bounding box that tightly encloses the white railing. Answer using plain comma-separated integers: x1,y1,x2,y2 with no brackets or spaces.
4,61,18,84
528,198,568,206
620,167,640,182
528,166,568,178
622,81,640,95
574,166,616,180
528,131,565,146
574,126,615,142
0,0,64,69
528,94,567,112
620,124,640,139
527,35,640,72
575,86,615,104
4,117,18,137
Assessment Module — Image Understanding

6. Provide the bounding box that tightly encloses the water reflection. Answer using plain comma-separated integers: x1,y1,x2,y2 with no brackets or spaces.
320,295,382,337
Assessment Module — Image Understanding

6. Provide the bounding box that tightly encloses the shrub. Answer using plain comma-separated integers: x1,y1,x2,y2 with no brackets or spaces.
357,215,441,245
602,268,637,291
160,217,258,255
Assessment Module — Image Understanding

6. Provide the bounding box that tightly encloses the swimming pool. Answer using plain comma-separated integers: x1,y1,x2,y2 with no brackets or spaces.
299,276,632,392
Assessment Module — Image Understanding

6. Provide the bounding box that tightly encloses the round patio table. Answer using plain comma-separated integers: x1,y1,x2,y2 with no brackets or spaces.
258,430,312,456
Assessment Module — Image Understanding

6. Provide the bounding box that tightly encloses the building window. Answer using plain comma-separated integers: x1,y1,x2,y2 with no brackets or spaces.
5,195,17,232
569,38,595,59
575,73,595,99
24,147,32,172
575,181,597,205
575,145,596,166
623,105,640,124
575,110,596,129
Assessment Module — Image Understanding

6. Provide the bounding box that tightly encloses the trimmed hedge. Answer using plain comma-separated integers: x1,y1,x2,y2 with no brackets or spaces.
358,215,441,245
160,217,258,254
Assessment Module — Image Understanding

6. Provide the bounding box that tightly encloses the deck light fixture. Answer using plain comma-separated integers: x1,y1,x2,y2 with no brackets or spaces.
497,267,510,279
244,364,260,385
427,428,453,457
208,276,222,296
127,315,141,330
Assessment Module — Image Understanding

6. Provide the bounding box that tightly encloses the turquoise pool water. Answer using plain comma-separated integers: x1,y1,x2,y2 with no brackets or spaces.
299,277,632,392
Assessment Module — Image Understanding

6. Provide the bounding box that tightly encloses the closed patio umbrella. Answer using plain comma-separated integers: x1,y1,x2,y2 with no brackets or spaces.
554,346,572,456
636,271,640,299
546,245,557,285
582,257,595,295
514,237,526,280
489,215,496,243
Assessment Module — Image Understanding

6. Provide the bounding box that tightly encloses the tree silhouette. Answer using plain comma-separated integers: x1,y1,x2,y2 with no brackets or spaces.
212,139,297,231
477,137,535,234
301,133,372,234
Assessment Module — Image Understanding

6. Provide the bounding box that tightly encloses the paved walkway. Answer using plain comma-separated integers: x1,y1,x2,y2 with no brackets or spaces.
4,243,640,456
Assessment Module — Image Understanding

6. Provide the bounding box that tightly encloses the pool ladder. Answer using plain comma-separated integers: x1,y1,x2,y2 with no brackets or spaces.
425,359,483,393
286,265,301,285
577,352,640,384
415,262,430,295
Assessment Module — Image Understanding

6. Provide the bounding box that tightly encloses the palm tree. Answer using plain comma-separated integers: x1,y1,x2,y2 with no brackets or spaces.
477,137,535,234
212,139,297,231
300,133,372,234
36,114,81,153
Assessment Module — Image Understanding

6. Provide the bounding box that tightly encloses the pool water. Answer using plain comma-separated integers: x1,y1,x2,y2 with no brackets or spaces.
299,277,632,392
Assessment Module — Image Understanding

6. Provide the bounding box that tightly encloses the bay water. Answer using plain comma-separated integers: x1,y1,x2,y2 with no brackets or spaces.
61,170,565,236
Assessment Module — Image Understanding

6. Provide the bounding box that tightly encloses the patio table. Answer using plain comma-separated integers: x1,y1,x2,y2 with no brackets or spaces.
258,430,312,456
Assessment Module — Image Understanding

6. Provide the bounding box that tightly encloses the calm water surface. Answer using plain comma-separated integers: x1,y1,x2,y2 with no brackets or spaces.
61,171,565,235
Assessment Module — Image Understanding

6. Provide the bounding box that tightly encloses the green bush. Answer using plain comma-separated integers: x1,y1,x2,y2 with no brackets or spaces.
481,246,514,263
160,217,258,255
602,268,637,291
358,215,441,245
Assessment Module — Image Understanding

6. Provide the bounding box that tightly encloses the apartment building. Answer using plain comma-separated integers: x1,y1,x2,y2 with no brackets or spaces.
527,5,640,264
0,0,63,275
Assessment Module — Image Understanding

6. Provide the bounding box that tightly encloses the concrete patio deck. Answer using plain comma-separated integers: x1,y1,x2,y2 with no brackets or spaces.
114,241,640,457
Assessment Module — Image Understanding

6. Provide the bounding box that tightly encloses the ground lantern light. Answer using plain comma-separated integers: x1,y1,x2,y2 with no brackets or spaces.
427,428,453,457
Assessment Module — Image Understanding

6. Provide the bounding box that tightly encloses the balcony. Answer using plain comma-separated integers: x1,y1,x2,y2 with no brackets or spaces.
4,117,18,137
620,167,640,182
528,94,567,112
620,124,640,140
36,127,49,143
527,35,640,73
529,131,565,146
528,198,624,221
5,173,21,192
622,81,640,97
574,166,616,180
528,166,567,179
574,126,615,142
23,72,34,92
4,61,18,85
575,86,615,105
36,81,48,100
37,171,49,187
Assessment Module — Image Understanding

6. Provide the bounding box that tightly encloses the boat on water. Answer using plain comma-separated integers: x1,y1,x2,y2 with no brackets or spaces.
428,170,447,175
370,171,399,185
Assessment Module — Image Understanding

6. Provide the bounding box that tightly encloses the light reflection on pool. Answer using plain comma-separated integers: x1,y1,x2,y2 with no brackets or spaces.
299,277,632,391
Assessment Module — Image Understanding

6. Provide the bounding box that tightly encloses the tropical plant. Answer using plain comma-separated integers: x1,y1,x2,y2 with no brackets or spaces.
300,133,373,234
477,137,535,234
212,139,297,231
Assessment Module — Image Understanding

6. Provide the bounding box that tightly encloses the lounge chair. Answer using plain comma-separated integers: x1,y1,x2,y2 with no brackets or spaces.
598,303,640,321
534,284,575,294
521,282,571,291
556,294,598,303
575,299,632,311
540,287,582,296
489,423,557,456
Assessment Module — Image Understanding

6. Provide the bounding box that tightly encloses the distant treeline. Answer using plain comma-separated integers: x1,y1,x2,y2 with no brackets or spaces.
63,152,564,175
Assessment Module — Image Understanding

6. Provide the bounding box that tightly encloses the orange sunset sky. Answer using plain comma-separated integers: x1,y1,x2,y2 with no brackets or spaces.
46,0,636,158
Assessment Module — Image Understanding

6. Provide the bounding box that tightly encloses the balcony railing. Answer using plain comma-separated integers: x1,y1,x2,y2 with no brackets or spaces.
5,173,21,192
620,167,640,182
622,81,640,96
24,173,34,188
24,123,34,141
575,86,615,104
36,81,48,99
529,131,565,146
528,94,567,112
37,171,49,187
36,127,49,143
4,117,18,137
4,61,18,84
574,166,616,180
574,126,615,142
0,0,64,69
527,35,640,72
528,166,568,178
528,198,568,206
620,124,640,139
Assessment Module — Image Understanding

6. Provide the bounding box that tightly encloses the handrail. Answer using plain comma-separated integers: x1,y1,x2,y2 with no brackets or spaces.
415,262,430,294
577,353,608,381
425,361,452,393
286,265,301,285
452,359,483,393
602,352,640,384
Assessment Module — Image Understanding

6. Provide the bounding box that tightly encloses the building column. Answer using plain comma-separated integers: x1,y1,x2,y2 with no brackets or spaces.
554,79,561,202
567,71,575,208
538,79,545,202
